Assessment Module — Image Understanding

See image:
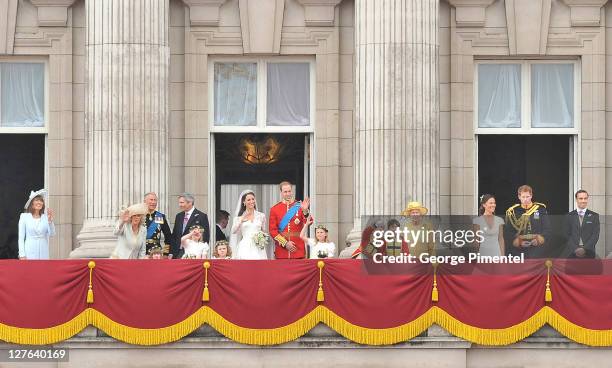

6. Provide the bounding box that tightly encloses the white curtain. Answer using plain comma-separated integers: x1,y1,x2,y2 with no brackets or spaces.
531,64,573,128
214,63,257,126
1,63,45,127
267,63,310,126
478,64,521,128
220,183,296,259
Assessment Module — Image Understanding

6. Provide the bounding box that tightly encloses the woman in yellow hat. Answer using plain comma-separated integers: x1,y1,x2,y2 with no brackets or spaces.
402,201,435,259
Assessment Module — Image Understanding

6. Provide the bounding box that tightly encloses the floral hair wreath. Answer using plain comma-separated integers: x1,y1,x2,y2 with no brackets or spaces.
215,240,229,248
315,224,329,232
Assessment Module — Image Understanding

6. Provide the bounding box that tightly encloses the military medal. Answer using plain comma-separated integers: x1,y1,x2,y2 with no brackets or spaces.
155,214,164,224
294,218,300,225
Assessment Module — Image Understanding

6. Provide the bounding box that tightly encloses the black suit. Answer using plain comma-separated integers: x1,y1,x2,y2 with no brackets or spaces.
216,224,227,242
172,208,210,259
564,209,599,258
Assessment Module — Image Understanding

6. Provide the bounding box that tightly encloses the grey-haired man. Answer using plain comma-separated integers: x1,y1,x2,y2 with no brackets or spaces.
172,193,210,259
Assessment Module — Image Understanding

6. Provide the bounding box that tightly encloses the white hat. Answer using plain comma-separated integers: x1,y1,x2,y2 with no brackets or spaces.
125,203,147,217
24,189,47,210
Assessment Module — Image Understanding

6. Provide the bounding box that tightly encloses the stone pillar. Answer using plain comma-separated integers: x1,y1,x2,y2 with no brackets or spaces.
71,0,169,258
345,0,439,249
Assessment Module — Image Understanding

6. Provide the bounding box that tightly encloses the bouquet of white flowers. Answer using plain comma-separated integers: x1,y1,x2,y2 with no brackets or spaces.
252,231,270,250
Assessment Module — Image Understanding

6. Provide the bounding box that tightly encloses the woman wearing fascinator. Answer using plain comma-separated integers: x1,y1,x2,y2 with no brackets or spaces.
18,189,55,259
229,190,269,260
472,194,505,256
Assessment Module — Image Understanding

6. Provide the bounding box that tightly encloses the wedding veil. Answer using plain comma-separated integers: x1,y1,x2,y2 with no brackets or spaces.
228,189,255,256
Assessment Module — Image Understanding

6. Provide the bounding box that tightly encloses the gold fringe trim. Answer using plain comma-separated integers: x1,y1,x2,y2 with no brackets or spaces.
2,306,612,346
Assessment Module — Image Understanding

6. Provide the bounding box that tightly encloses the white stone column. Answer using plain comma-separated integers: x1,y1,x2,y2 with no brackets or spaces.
345,0,439,250
72,0,169,258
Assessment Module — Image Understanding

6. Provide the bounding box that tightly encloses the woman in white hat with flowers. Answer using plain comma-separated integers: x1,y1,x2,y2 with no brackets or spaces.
18,189,55,259
111,203,147,259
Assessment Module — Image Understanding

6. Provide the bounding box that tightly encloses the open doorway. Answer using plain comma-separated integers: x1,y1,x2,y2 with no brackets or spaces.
478,135,572,257
213,133,310,245
0,134,45,259
478,135,572,215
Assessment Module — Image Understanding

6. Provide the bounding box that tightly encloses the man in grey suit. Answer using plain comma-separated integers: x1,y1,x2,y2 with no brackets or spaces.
564,190,599,259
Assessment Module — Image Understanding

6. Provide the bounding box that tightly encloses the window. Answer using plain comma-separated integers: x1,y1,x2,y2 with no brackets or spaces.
211,58,313,131
0,62,45,128
475,60,578,133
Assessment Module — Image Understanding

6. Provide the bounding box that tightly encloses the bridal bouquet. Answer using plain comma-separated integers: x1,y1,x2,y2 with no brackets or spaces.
252,231,270,250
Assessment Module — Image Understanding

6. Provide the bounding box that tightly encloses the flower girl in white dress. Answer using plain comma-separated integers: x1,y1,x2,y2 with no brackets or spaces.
180,226,209,259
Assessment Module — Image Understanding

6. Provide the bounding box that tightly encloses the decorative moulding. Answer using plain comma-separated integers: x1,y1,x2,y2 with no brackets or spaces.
505,0,551,55
296,0,343,27
182,0,230,27
29,0,77,27
0,0,18,53
239,0,284,54
560,0,609,27
446,0,497,27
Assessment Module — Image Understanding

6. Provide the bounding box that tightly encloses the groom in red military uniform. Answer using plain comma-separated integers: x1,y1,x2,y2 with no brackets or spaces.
269,181,310,259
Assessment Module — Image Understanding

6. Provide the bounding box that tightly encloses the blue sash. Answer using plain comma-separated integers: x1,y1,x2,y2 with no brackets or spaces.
278,202,301,233
147,211,161,239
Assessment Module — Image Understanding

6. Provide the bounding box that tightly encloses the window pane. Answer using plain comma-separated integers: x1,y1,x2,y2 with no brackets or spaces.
531,64,573,128
1,63,45,127
478,64,521,128
214,63,257,126
267,63,310,126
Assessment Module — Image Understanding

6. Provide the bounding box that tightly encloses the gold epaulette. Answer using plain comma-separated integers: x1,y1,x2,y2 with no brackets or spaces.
506,204,520,215
534,202,547,208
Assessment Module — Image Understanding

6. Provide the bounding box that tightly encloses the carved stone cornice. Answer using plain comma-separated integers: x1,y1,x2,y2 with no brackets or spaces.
182,0,230,27
29,0,77,27
560,0,609,27
446,0,496,27
295,0,343,27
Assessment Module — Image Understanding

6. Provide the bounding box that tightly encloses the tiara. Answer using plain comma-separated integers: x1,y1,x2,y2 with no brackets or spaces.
315,224,328,232
215,240,229,247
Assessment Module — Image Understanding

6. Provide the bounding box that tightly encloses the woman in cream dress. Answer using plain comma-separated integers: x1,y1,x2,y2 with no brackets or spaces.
111,203,147,259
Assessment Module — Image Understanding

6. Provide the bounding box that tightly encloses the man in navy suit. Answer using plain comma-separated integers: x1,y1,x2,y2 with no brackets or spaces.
172,193,210,259
564,189,599,259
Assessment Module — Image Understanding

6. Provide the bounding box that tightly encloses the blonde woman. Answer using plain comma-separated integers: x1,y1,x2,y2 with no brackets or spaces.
300,217,336,259
111,203,147,259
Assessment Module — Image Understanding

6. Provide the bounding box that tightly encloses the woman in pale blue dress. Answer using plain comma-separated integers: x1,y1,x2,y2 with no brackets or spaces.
18,189,55,260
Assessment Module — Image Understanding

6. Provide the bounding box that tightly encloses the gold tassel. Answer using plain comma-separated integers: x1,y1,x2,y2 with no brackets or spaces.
87,261,96,304
545,259,552,303
431,263,439,302
203,262,210,302
317,261,325,302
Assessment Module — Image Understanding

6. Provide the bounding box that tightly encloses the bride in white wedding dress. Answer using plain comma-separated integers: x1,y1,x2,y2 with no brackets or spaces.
229,190,269,260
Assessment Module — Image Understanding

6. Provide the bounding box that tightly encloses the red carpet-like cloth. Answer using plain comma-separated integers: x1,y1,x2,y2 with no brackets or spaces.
0,259,611,346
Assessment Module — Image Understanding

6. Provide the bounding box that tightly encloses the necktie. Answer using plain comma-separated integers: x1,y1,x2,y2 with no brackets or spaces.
183,213,190,232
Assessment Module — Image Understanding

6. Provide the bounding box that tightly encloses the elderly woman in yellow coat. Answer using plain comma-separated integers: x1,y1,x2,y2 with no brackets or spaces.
111,203,148,259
